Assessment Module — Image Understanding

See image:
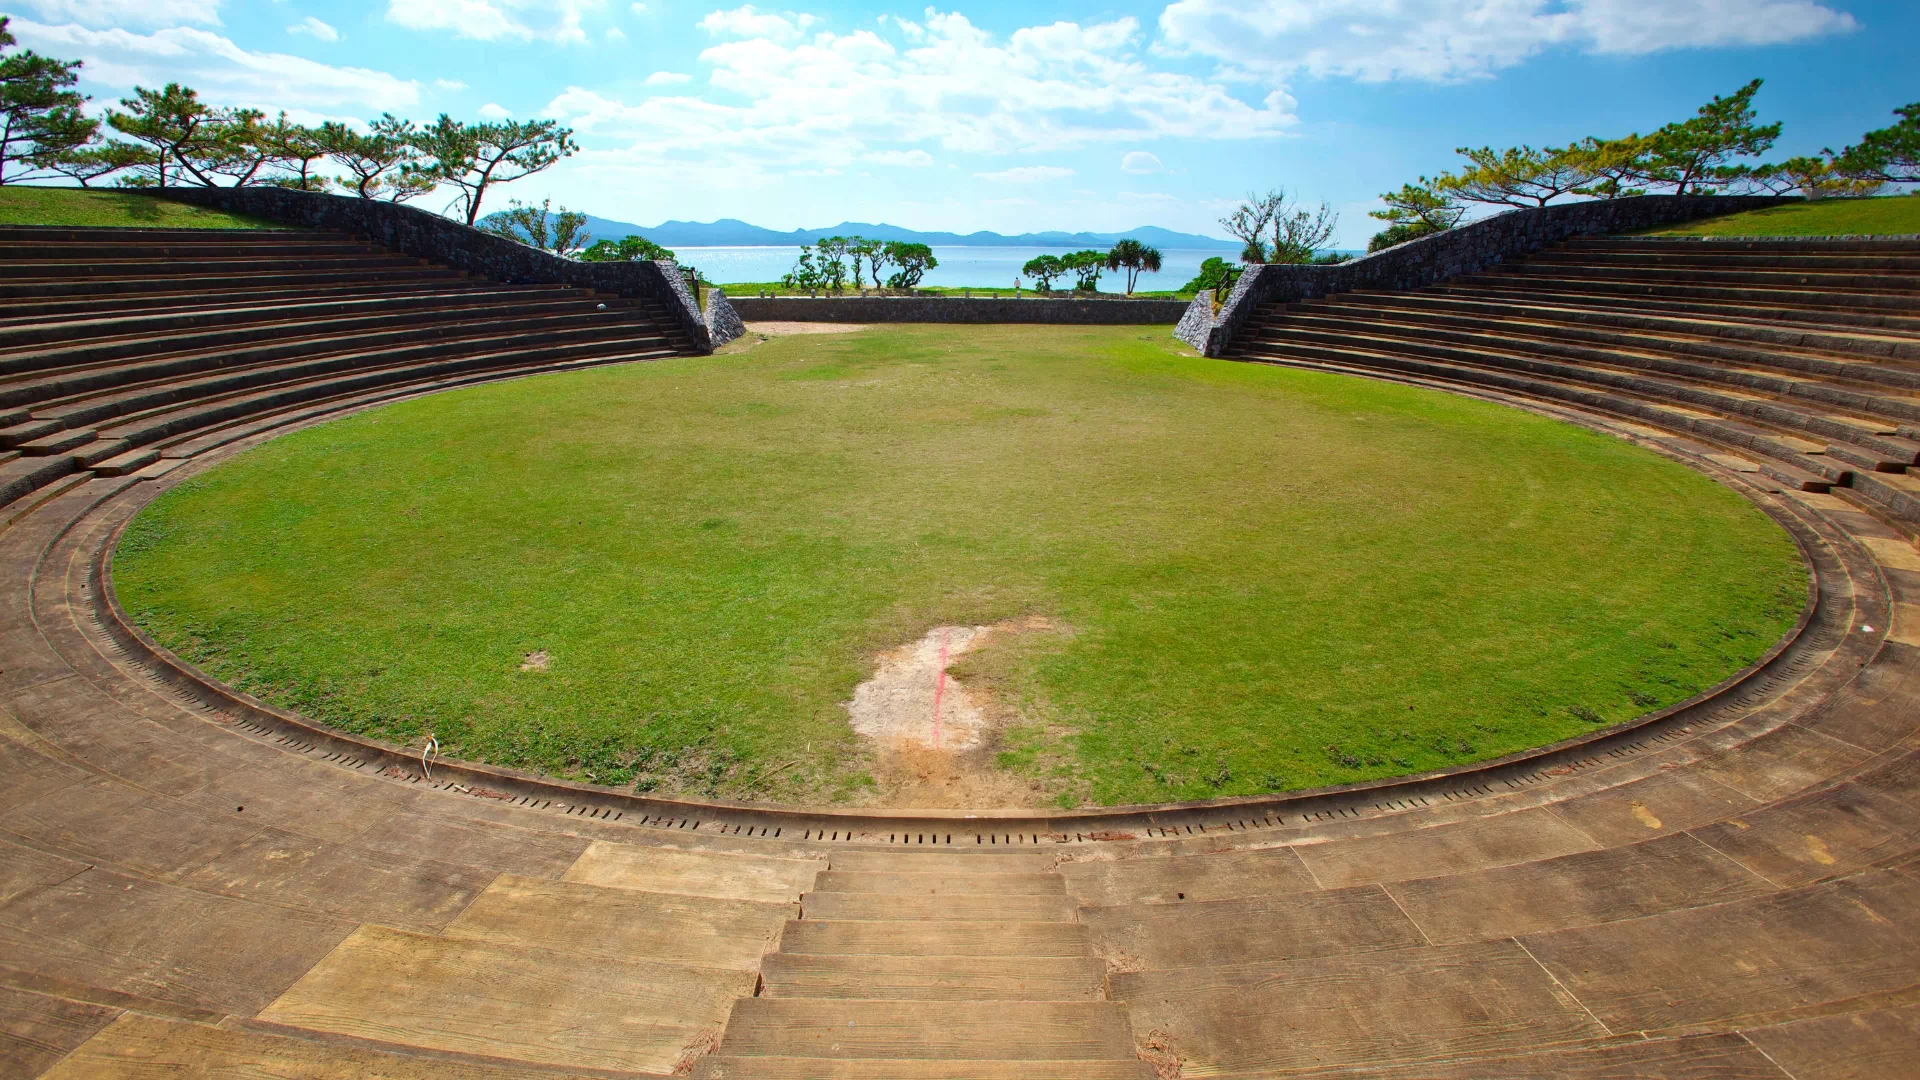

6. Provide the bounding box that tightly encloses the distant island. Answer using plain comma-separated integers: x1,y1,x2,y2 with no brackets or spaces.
575,214,1242,251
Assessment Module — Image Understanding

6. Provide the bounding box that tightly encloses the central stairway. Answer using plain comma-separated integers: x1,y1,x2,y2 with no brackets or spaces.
693,850,1154,1078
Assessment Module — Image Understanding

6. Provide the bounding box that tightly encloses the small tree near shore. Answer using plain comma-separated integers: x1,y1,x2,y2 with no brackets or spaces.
480,198,591,256
1022,253,1066,291
1104,239,1163,295
884,241,936,288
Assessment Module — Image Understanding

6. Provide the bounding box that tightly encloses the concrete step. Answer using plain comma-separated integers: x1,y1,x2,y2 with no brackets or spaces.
2,254,426,278
1444,275,1920,314
0,452,76,508
1423,282,1920,334
0,293,608,376
0,288,482,331
86,339,683,453
690,1056,1156,1079
12,427,95,456
1567,237,1920,254
1273,302,1920,388
1324,290,1920,364
777,919,1092,957
561,839,824,903
800,890,1078,922
89,446,161,477
759,953,1108,1001
0,224,316,241
0,283,569,348
828,851,1056,874
1532,250,1920,271
443,873,794,970
0,266,461,300
1252,313,1920,429
37,1011,580,1080
258,924,753,1075
809,870,1067,896
7,313,665,422
1490,261,1920,292
714,999,1140,1060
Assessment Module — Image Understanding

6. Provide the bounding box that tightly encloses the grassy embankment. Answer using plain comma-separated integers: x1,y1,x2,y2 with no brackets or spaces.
0,186,278,229
1638,194,1920,237
115,324,1805,808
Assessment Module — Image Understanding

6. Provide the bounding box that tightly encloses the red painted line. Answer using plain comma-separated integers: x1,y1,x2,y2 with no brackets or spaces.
931,628,951,748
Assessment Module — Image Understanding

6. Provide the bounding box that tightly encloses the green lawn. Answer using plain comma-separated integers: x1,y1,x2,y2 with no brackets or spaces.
114,325,1805,807
0,186,278,229
1639,195,1920,237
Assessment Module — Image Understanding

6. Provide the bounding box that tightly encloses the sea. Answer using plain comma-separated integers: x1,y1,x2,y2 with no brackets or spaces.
673,245,1237,291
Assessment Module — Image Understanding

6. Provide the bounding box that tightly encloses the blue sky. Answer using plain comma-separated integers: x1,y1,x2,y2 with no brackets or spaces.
11,0,1915,246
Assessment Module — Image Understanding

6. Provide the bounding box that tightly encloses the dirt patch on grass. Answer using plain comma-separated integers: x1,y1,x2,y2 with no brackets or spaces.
519,650,550,672
848,617,1066,808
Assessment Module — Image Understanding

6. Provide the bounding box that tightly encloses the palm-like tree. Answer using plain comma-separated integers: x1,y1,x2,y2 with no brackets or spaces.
1104,239,1164,296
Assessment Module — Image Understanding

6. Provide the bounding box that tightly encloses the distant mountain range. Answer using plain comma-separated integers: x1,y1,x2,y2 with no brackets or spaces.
570,214,1241,251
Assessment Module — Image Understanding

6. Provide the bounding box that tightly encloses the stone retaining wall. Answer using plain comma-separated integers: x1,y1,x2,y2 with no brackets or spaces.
729,295,1190,324
1176,194,1796,357
145,187,739,352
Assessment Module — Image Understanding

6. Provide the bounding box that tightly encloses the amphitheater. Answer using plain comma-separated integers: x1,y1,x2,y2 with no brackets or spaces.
1,193,1917,1078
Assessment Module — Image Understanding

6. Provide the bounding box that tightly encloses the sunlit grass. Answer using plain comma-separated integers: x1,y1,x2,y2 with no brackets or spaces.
0,186,277,229
115,325,1805,806
1639,195,1920,237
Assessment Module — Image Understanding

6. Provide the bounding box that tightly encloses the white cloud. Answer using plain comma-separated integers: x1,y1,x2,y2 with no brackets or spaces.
12,19,421,111
1156,0,1857,83
287,16,340,42
699,5,821,41
544,7,1294,188
13,0,220,30
436,77,469,90
630,1,646,10
478,101,513,118
644,70,692,84
1121,150,1162,174
385,0,607,45
606,25,626,39
975,165,1074,183
865,148,934,166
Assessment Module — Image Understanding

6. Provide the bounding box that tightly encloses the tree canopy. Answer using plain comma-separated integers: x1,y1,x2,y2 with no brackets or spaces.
1022,253,1066,291
1104,239,1164,295
0,16,95,185
480,198,591,256
581,234,676,263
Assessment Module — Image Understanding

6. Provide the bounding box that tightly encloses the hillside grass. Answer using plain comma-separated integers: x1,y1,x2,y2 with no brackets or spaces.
114,325,1805,808
1638,194,1920,237
0,186,279,229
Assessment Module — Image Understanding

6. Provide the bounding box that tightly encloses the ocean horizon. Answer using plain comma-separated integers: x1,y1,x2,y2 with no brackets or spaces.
675,245,1240,291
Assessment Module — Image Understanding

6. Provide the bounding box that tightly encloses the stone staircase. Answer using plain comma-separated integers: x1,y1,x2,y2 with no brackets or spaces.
1228,236,1920,527
0,224,696,515
694,850,1154,1078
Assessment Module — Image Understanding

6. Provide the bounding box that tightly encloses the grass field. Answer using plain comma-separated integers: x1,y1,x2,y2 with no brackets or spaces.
0,186,277,229
114,325,1806,808
1639,194,1920,237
